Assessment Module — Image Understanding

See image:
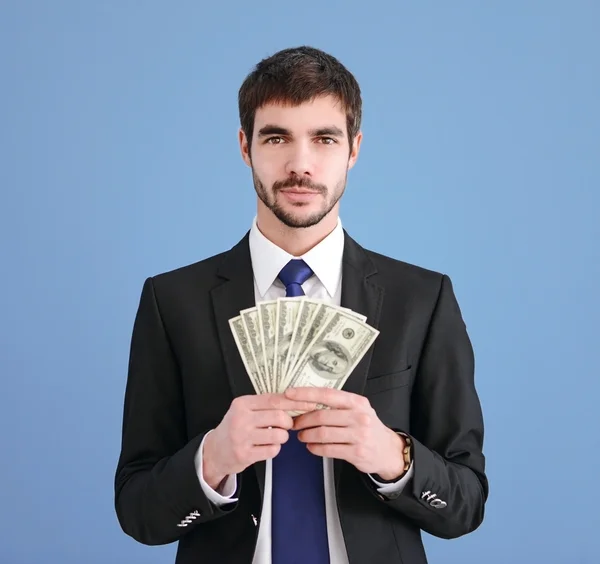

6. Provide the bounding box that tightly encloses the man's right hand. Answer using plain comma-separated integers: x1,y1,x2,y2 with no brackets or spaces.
202,394,317,491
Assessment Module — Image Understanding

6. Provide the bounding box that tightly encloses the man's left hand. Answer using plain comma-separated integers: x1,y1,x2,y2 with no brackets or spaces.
285,387,406,481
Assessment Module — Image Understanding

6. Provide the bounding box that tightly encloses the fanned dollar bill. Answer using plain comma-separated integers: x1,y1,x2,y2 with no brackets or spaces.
257,301,277,393
273,298,302,391
287,310,379,389
285,310,379,415
240,306,268,394
284,302,335,385
228,297,378,401
281,298,323,390
229,315,267,395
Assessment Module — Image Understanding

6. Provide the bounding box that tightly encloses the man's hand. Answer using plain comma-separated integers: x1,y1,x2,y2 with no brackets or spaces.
202,394,317,490
286,387,406,481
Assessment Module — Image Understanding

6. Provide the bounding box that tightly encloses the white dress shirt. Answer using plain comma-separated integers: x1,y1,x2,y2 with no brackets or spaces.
194,217,414,563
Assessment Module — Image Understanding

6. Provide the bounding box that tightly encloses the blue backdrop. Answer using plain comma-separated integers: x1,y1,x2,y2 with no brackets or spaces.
1,1,598,563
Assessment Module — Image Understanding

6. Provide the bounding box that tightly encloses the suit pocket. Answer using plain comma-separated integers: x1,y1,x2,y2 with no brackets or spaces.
364,366,412,395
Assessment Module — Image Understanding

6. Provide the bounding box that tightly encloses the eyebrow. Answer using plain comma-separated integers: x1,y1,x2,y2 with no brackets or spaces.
257,125,345,138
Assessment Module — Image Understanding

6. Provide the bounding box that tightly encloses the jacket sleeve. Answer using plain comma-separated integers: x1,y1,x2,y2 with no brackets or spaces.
367,274,489,539
114,277,238,545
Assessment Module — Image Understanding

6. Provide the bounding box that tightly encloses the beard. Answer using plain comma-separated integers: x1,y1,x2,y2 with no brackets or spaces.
252,168,347,229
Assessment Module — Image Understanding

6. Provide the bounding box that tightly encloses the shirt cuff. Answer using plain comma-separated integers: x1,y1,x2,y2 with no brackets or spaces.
194,430,239,506
368,461,414,494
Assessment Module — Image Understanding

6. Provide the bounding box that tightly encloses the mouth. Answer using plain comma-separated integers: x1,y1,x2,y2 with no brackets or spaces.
279,188,321,204
280,187,321,194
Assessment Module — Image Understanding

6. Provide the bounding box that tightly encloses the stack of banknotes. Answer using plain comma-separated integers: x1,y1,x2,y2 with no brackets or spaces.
229,297,379,403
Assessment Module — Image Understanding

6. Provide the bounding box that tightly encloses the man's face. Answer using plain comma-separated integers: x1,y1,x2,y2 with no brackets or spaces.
239,95,362,229
313,349,347,375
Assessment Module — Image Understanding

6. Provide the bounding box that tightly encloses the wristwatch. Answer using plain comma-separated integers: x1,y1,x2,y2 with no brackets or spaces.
372,431,413,483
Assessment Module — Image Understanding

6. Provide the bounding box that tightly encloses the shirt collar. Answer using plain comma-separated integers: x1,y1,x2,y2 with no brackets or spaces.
249,216,345,299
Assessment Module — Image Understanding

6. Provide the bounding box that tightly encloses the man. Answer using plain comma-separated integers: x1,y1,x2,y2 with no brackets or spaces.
114,46,488,564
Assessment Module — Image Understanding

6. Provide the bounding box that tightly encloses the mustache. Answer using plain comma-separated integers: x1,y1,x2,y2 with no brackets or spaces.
272,176,327,194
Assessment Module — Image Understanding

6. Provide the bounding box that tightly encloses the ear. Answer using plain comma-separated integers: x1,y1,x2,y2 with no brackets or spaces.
239,128,252,167
347,131,363,170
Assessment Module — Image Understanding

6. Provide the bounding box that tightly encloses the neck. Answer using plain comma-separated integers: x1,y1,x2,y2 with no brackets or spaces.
256,204,339,256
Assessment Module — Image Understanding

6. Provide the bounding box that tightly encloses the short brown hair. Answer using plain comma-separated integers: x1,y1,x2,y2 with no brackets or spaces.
238,46,362,154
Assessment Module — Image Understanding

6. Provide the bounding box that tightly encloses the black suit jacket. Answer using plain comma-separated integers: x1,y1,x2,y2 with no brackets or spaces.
114,230,488,564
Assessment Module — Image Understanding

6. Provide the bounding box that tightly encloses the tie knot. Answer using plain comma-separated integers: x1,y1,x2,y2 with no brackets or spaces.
278,260,313,296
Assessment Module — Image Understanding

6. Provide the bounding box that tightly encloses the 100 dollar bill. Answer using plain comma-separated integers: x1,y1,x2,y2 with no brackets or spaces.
229,315,267,395
286,309,379,412
257,301,277,393
273,298,302,391
281,299,324,391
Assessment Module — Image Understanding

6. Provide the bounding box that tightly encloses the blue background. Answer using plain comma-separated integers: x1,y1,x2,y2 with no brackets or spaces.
1,1,598,563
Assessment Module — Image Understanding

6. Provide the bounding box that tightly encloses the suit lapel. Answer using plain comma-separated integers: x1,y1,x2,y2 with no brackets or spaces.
335,231,384,487
210,233,267,496
339,230,384,393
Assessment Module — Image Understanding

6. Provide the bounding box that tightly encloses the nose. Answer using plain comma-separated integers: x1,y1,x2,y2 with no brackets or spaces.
284,142,314,177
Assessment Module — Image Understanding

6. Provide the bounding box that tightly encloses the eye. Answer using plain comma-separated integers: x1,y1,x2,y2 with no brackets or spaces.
266,136,285,145
318,137,336,145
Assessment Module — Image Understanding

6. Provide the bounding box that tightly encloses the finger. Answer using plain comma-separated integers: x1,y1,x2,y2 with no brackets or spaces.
252,410,294,430
285,387,365,410
297,426,354,444
251,427,289,446
242,393,318,413
250,444,282,462
305,443,352,460
293,408,355,430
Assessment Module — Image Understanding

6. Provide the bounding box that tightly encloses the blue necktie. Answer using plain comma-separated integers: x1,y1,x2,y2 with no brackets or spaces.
271,259,330,564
